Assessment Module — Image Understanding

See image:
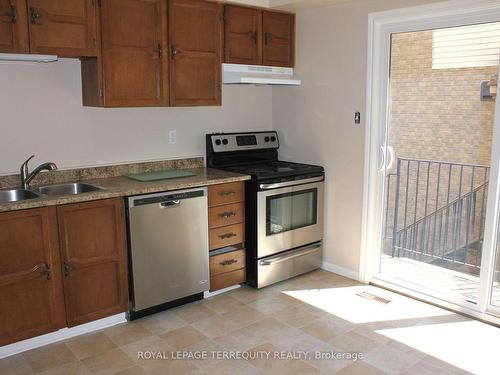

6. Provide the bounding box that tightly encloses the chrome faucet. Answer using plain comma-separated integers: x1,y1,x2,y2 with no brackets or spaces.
20,155,58,189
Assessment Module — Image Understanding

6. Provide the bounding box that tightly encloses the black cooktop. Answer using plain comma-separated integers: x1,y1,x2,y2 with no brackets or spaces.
206,131,324,181
224,161,324,179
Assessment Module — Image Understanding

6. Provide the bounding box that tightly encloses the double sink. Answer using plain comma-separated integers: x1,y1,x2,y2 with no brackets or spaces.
0,182,104,204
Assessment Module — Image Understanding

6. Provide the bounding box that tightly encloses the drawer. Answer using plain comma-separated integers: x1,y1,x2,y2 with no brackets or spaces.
209,223,245,250
210,249,246,276
209,202,245,229
208,182,245,207
210,268,246,291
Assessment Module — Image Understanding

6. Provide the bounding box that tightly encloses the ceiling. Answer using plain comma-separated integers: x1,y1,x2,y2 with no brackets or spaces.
270,0,351,12
226,0,351,12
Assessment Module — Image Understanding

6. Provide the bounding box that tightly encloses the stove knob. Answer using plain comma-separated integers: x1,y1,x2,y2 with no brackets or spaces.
264,136,270,142
215,139,222,146
222,139,229,145
270,136,276,142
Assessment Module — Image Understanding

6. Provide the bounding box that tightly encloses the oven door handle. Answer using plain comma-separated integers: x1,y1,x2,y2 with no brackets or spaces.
259,243,321,266
259,176,324,190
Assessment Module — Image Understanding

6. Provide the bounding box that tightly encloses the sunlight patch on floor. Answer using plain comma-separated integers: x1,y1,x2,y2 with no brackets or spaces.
282,285,452,324
376,320,500,374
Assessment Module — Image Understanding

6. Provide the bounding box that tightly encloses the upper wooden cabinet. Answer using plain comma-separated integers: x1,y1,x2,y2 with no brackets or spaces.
223,5,295,68
98,0,169,107
83,0,221,107
169,0,222,106
27,0,98,57
0,207,66,346
263,10,295,67
0,0,29,53
224,5,262,65
57,198,128,327
0,0,97,57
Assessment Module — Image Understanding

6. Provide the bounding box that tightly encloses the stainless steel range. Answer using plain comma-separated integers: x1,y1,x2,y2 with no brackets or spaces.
206,131,324,288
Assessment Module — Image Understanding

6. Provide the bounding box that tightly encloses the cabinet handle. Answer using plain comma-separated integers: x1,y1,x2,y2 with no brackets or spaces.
171,45,178,59
9,5,16,24
219,191,236,197
218,233,237,239
30,7,40,25
220,259,238,266
219,211,237,219
250,31,258,44
64,260,74,276
40,263,52,280
264,32,271,45
156,43,162,59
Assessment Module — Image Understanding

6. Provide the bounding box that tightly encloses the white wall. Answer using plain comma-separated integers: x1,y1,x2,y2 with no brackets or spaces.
272,0,440,275
0,59,272,174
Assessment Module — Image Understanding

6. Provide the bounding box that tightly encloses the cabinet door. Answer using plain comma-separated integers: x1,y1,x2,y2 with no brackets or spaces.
224,5,262,65
57,198,127,327
27,0,97,57
0,0,28,53
0,207,65,346
262,10,295,67
169,0,222,106
100,0,169,107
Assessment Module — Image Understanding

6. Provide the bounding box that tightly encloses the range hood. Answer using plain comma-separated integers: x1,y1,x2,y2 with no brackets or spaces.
222,63,301,85
0,53,58,63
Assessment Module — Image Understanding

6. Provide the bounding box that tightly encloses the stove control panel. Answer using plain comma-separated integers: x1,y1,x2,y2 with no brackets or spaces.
209,132,279,153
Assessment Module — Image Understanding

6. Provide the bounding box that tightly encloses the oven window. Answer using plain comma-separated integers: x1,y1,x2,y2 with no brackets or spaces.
266,188,317,235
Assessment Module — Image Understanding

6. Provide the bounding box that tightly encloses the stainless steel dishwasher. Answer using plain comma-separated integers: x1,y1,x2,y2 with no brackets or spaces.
127,187,209,319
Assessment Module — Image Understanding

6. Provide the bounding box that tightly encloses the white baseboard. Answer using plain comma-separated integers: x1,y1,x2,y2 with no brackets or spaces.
322,261,360,281
0,313,127,359
203,284,241,299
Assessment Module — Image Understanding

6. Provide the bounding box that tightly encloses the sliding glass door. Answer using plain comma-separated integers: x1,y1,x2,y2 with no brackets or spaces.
365,2,500,320
379,23,499,308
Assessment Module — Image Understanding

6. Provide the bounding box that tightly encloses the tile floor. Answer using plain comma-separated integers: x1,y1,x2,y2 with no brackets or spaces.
1,270,499,375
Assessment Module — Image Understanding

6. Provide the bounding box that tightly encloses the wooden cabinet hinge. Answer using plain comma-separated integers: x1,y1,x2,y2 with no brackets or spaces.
98,88,104,97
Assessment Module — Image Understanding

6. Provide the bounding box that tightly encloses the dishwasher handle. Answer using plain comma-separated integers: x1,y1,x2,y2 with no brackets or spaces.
129,188,206,208
160,200,181,208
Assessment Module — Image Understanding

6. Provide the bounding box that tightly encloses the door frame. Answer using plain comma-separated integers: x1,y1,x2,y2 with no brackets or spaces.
360,0,500,320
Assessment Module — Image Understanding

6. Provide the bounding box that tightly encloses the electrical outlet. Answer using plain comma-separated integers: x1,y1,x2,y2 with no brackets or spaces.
169,130,177,144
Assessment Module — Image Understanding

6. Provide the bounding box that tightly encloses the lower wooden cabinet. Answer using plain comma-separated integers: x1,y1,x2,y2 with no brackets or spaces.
57,198,128,327
210,267,246,292
0,198,128,345
208,182,246,292
0,207,65,346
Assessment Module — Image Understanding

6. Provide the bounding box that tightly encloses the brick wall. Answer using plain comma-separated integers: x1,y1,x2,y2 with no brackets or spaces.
389,30,496,167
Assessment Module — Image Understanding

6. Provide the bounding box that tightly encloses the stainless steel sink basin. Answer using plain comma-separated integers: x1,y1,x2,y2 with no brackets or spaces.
37,182,103,196
0,189,40,203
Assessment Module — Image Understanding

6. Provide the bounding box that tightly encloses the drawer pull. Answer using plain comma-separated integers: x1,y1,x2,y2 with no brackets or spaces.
10,5,16,24
219,211,237,219
64,260,74,276
218,233,237,239
219,191,236,197
220,259,238,266
40,263,52,280
30,7,40,25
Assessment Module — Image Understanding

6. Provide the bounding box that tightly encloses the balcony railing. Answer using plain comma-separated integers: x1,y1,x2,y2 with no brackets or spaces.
385,158,490,274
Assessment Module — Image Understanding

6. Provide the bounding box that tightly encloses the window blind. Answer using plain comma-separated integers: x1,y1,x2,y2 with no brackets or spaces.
432,22,500,69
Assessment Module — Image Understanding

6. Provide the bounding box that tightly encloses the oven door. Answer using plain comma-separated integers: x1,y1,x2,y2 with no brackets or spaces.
257,177,324,259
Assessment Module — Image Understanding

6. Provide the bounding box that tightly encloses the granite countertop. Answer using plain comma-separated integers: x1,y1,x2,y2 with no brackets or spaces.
0,168,250,213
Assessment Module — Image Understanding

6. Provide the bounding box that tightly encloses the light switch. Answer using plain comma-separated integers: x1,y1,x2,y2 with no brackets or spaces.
355,112,361,125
